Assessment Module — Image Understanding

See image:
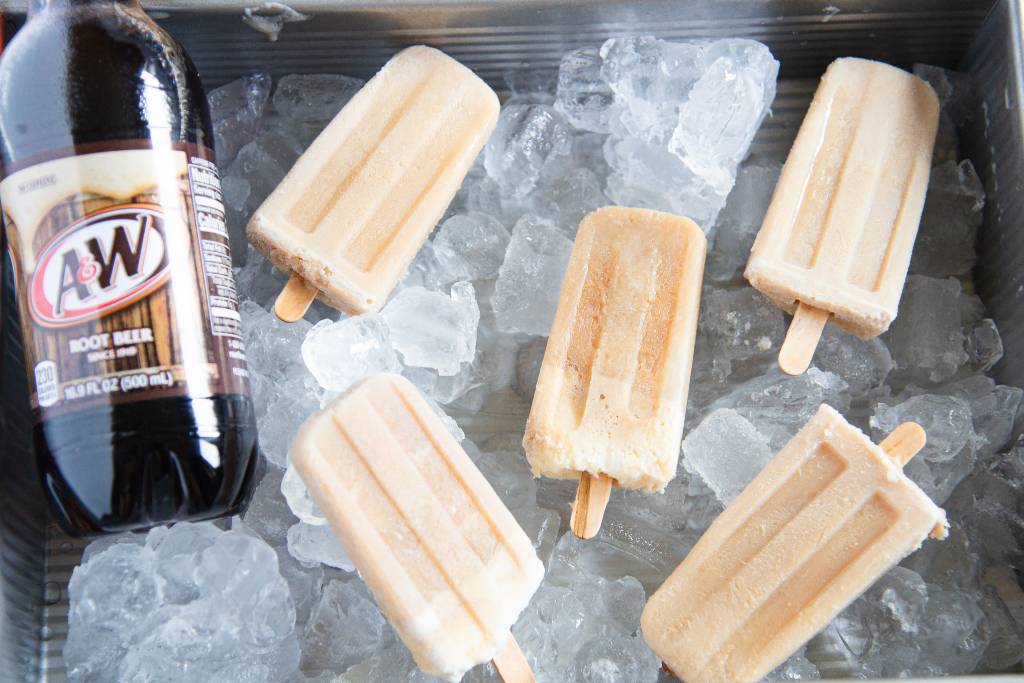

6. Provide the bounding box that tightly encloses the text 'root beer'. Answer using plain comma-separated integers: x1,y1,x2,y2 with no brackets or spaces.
0,0,259,535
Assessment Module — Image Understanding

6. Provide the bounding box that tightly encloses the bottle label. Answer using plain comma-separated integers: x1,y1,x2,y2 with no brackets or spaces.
1,141,249,422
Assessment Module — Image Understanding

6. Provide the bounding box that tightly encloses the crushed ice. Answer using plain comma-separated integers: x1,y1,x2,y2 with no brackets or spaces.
64,38,1023,682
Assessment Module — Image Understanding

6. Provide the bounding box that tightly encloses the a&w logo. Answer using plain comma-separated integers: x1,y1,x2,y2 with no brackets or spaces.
30,204,170,327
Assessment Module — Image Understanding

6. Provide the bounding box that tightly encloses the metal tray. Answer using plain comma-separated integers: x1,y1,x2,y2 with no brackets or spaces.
1,0,1021,681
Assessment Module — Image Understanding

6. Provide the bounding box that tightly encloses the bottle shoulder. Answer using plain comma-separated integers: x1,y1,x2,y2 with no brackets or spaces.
0,4,212,166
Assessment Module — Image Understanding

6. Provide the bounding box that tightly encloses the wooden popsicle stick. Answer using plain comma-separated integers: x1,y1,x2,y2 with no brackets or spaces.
274,274,318,323
879,421,927,467
492,634,535,683
778,301,830,376
570,472,613,540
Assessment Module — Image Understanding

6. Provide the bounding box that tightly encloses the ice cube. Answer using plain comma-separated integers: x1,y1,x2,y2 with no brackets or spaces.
241,467,296,546
233,247,290,306
571,131,611,181
978,582,1024,671
243,299,311,374
492,215,574,336
146,522,224,605
812,567,937,678
301,315,400,392
425,394,466,442
554,47,615,133
273,73,364,126
484,104,573,198
396,240,449,293
513,541,659,683
531,167,608,232
876,568,930,634
381,282,480,376
514,336,548,401
471,314,520,397
944,459,1023,586
812,327,893,399
681,408,773,504
258,386,323,469
872,394,981,465
914,587,987,675
604,135,725,228
913,64,977,126
227,129,305,216
403,363,482,408
242,301,321,467
871,393,984,503
885,276,968,384
707,162,782,281
271,542,324,628
710,368,851,451
67,524,300,682
335,640,434,682
765,647,820,681
910,65,976,164
282,463,327,526
966,318,1004,372
503,68,558,98
208,72,272,165
571,635,662,683
941,376,1023,458
669,44,779,192
474,450,538,511
514,506,563,568
699,287,787,381
599,37,705,143
301,580,392,674
910,160,985,277
546,526,683,596
287,522,354,572
600,37,778,230
432,213,511,282
64,543,164,680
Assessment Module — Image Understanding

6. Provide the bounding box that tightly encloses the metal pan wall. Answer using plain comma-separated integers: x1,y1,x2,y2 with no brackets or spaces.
0,1,1018,680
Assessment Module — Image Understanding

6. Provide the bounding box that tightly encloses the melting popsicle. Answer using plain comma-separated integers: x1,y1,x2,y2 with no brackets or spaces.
744,58,939,375
642,404,947,683
523,207,706,539
248,46,499,321
291,374,543,683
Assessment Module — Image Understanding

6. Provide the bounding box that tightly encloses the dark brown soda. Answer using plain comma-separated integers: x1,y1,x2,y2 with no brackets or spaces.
0,0,258,535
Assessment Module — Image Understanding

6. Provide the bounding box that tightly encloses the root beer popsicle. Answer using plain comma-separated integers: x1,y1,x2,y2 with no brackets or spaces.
642,404,947,683
523,207,706,539
745,58,939,375
248,46,499,321
291,374,543,683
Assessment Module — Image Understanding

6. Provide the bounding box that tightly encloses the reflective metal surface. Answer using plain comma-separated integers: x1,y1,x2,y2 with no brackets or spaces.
965,0,1024,388
1,1,1020,681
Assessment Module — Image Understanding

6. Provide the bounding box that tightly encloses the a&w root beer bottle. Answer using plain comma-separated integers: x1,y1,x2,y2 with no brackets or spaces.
0,0,258,535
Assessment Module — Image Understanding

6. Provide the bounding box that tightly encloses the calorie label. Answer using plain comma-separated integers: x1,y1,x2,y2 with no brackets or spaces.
0,141,250,421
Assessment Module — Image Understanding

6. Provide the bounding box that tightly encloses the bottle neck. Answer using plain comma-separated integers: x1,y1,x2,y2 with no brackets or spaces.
29,0,141,15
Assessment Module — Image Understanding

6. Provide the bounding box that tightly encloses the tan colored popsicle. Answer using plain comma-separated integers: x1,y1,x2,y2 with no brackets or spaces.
642,404,947,683
291,374,543,683
745,58,940,375
523,207,706,539
247,46,499,321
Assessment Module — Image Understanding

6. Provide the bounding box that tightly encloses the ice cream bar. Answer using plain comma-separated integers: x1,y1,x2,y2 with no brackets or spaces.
523,207,706,539
744,58,939,375
291,374,543,683
248,46,499,321
642,404,947,683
